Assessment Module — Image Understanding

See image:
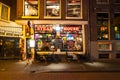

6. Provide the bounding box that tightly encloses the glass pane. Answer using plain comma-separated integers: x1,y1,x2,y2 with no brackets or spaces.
1,4,9,21
114,13,120,40
45,0,60,17
24,0,38,16
97,13,109,40
66,0,81,18
35,24,56,51
61,25,83,52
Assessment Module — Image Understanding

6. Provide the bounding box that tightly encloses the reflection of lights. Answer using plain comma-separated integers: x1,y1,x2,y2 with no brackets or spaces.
115,26,118,31
30,40,35,47
46,63,68,70
79,38,82,41
84,62,107,67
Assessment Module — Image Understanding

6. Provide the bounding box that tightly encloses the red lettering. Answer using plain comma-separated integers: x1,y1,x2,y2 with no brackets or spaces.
63,27,79,31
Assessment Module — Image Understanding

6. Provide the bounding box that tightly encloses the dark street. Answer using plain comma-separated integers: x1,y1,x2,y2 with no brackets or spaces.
0,60,120,80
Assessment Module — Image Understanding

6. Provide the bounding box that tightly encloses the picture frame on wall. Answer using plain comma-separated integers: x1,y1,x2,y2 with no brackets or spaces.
44,0,61,19
0,2,10,22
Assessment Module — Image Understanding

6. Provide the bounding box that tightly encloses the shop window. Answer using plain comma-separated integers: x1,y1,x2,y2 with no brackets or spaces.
114,13,120,40
96,0,109,4
22,0,39,18
44,0,61,19
60,25,83,52
35,24,56,51
66,0,82,19
0,2,10,22
97,13,109,40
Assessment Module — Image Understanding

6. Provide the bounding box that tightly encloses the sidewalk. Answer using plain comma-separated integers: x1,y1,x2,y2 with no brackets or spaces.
0,59,120,73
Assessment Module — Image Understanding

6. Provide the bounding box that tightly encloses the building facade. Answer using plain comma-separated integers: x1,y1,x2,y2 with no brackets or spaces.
1,0,120,60
90,0,120,60
15,0,90,60
0,1,22,59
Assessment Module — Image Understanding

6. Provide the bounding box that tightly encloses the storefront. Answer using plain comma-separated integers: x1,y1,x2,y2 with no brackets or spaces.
30,20,88,55
0,21,22,59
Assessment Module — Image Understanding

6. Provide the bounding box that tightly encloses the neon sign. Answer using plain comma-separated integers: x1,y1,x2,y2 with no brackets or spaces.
35,25,53,31
63,27,79,31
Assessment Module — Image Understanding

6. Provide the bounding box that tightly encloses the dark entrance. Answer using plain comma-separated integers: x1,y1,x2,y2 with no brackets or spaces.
0,37,20,59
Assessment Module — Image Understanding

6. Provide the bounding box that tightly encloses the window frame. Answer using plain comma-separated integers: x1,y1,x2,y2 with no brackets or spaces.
0,2,10,22
66,0,82,19
96,12,110,40
44,0,61,19
22,0,40,19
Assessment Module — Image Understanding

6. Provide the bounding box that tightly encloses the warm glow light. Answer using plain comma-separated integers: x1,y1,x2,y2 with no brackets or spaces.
30,40,35,47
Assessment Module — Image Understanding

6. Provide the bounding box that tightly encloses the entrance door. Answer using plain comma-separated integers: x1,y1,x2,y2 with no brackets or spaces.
0,37,20,59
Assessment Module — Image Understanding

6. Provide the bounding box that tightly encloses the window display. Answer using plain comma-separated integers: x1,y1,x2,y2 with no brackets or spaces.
35,24,56,51
97,13,109,40
66,0,82,19
44,0,61,18
35,24,83,52
23,0,39,18
61,25,83,52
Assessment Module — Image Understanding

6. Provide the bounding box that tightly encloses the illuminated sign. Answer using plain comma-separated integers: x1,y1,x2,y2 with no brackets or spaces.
63,27,79,31
35,25,53,31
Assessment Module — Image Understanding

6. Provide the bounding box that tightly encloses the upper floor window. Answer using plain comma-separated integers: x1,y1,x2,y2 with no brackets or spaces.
97,13,109,40
0,2,10,22
44,0,61,19
66,0,82,19
22,0,39,18
96,0,109,4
